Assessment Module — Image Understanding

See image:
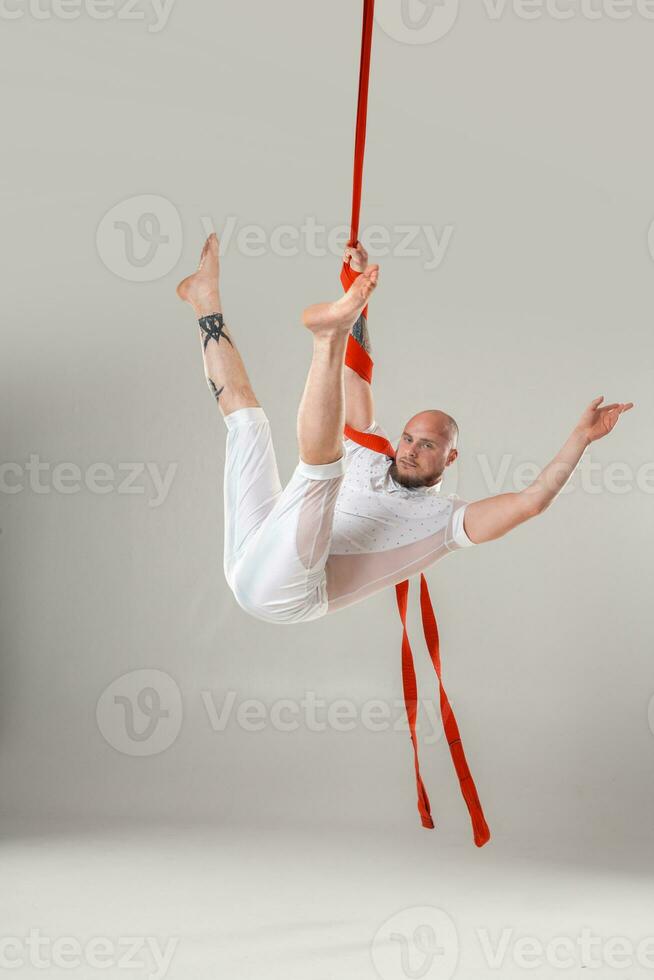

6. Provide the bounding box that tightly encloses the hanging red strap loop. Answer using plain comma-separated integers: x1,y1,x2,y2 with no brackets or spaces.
417,575,491,847
395,576,491,844
396,579,435,830
339,0,490,846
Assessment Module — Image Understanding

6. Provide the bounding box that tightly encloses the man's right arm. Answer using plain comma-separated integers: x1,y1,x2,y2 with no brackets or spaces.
462,397,634,544
344,244,375,431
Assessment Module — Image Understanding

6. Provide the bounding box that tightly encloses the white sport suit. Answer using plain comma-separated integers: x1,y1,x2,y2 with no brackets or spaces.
223,407,475,624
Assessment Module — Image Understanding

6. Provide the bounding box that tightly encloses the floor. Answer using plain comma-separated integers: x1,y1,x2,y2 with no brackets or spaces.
2,821,653,980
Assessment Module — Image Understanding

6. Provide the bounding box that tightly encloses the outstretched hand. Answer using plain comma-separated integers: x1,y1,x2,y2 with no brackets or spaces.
344,242,369,273
575,396,634,444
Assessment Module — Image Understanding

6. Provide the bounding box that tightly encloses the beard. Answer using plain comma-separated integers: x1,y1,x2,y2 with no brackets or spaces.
388,460,442,489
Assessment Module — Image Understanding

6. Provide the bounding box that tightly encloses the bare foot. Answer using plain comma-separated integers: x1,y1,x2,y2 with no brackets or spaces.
177,233,221,316
303,265,379,338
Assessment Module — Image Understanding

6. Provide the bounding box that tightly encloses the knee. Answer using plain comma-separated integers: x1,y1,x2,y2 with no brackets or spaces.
226,563,326,625
227,563,279,623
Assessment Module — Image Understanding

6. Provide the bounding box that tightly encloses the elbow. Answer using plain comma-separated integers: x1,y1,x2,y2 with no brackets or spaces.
520,493,550,521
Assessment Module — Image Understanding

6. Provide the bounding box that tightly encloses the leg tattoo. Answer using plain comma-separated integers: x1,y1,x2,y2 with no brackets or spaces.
351,313,371,353
207,379,225,402
198,312,234,353
199,313,230,403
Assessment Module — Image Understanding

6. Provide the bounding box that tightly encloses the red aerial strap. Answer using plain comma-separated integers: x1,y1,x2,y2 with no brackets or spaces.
348,0,376,250
340,1,490,847
416,576,491,847
344,333,373,385
340,0,375,321
343,422,393,458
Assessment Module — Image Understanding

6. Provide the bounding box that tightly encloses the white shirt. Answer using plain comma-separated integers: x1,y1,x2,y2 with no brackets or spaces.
330,421,475,555
324,422,474,612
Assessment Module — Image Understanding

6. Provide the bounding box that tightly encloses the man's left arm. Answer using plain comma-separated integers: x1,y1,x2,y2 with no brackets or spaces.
463,396,634,545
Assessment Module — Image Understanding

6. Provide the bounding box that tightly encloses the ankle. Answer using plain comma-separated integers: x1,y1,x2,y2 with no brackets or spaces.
218,383,260,414
313,331,349,355
193,293,222,318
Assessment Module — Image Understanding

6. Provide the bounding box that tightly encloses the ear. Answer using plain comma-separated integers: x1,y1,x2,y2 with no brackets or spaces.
446,448,458,467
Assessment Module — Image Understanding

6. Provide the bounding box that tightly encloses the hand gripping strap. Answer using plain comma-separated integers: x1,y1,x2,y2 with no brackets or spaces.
341,260,371,327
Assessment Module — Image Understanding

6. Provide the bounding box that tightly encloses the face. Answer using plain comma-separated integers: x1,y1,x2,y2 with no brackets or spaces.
389,413,458,489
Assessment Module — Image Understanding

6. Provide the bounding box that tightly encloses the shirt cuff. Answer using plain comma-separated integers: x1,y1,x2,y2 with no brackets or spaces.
296,451,348,481
452,504,476,548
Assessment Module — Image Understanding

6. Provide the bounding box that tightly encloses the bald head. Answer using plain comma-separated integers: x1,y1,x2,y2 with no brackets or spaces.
408,410,459,450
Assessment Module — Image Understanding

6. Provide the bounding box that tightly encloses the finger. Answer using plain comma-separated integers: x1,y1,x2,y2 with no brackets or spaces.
606,403,632,416
590,396,604,408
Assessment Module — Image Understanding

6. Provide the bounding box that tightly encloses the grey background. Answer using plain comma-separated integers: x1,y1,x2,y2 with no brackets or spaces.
2,0,654,856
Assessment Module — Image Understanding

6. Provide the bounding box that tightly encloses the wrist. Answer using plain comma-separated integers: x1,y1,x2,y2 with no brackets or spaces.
571,426,592,450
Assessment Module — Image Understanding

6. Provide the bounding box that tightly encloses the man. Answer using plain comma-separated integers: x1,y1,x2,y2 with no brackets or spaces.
177,234,633,624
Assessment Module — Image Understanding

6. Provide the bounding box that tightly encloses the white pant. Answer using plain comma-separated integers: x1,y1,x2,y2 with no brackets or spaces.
223,407,346,624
